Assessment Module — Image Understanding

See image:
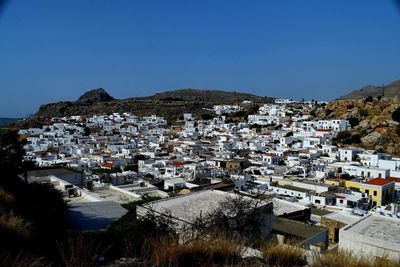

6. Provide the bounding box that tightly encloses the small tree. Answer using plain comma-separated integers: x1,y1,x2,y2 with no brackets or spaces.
365,96,374,103
348,117,360,128
392,107,400,123
191,194,271,246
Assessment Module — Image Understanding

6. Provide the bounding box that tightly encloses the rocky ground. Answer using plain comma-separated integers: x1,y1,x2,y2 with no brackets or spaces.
317,97,400,155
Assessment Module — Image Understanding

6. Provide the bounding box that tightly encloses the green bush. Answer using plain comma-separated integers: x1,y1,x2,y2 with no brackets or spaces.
365,96,374,103
333,131,361,144
348,117,360,128
392,107,400,122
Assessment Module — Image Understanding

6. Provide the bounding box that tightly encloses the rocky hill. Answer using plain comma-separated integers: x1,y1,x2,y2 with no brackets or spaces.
340,80,400,99
145,88,270,103
317,97,400,155
76,88,115,104
33,88,273,123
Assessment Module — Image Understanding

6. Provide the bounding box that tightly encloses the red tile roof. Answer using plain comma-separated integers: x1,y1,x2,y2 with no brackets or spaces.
172,161,187,167
102,162,114,168
387,177,400,183
363,178,394,186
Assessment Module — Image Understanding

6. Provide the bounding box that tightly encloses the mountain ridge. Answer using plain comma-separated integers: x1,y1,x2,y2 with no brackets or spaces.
339,80,400,99
33,88,274,123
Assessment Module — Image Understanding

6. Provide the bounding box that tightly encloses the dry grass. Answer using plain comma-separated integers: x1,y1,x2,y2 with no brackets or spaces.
0,187,15,205
143,232,246,267
0,214,30,237
0,252,48,267
310,250,400,267
261,241,307,267
59,234,109,267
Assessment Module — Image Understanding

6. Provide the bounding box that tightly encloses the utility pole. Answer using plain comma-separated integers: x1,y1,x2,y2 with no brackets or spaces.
382,84,385,98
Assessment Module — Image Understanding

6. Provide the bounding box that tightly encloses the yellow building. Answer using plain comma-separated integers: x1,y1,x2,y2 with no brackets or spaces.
344,178,395,206
360,178,395,206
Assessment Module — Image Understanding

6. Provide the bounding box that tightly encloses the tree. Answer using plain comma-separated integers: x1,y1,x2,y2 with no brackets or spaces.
83,127,91,136
190,194,272,245
365,96,374,103
348,117,360,128
332,131,361,144
392,107,400,123
285,131,293,137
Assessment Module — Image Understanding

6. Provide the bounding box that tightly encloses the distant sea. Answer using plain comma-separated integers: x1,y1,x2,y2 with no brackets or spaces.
0,118,22,127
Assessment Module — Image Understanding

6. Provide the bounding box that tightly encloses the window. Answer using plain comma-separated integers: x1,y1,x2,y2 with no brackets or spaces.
365,189,369,194
315,199,321,204
374,191,377,196
340,200,344,204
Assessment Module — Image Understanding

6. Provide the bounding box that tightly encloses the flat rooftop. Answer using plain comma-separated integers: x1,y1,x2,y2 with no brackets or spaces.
141,190,271,223
91,187,138,203
278,184,313,193
322,211,362,225
311,207,332,216
28,168,84,186
68,201,128,231
273,216,326,239
344,214,400,245
273,198,309,216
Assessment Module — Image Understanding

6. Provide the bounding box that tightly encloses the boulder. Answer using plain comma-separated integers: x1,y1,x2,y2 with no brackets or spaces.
361,132,382,147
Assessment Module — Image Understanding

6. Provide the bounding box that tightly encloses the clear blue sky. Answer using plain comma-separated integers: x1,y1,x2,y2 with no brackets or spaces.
1,0,400,117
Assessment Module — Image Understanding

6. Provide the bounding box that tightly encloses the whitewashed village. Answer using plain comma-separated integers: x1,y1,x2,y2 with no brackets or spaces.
18,97,400,263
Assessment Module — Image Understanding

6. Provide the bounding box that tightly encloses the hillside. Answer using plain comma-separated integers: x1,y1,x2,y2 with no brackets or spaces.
340,80,400,99
33,88,273,123
144,88,270,103
317,97,400,155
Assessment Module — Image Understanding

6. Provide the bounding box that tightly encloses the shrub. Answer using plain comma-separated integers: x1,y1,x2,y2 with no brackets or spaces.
348,117,360,128
285,131,293,137
201,113,215,121
333,131,361,144
392,107,400,123
359,108,369,117
365,96,374,103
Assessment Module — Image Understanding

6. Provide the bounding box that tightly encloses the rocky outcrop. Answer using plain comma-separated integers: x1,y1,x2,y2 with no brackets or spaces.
317,97,400,155
76,88,115,104
361,132,382,147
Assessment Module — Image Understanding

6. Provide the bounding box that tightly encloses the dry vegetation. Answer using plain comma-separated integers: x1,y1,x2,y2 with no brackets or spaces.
261,241,307,267
311,250,400,267
142,232,246,267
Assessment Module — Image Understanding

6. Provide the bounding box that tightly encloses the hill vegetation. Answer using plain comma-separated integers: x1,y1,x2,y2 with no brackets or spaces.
32,88,273,124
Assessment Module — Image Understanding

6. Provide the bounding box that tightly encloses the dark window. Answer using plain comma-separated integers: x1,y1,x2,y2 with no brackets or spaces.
365,189,369,194
374,191,377,196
